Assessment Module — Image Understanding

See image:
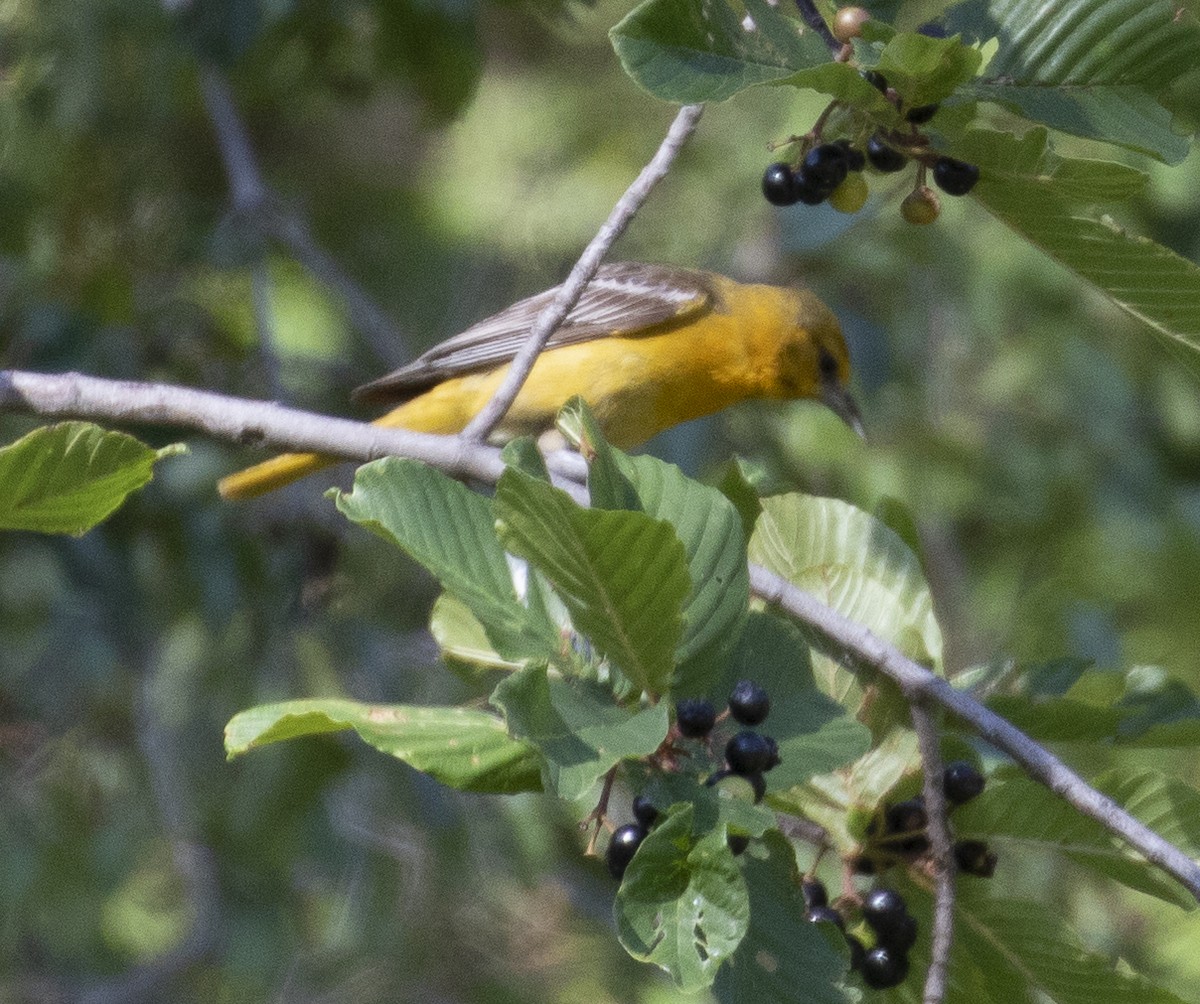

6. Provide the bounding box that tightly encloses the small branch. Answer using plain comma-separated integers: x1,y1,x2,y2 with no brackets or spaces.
4,368,1198,902
198,65,408,366
748,564,1200,901
910,702,954,1004
0,370,588,502
795,0,840,54
459,103,705,443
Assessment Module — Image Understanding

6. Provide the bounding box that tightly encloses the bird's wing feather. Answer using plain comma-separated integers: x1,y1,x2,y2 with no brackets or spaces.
352,263,715,404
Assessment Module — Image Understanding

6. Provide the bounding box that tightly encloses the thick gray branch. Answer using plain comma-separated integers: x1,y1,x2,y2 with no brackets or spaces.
748,563,1200,900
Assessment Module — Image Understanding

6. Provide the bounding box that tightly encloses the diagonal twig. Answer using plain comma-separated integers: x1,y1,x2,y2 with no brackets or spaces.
459,103,705,443
199,65,408,366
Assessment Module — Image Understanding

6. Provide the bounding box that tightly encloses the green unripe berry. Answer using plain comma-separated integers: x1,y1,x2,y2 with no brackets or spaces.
900,185,940,225
829,173,869,214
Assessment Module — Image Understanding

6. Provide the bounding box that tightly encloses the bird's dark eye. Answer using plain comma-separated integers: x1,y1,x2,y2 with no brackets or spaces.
817,347,839,382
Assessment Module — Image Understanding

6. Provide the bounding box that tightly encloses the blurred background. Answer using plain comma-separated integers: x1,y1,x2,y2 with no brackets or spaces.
2,0,1200,1001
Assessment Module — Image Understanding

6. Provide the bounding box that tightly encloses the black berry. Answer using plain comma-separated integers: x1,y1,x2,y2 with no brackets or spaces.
676,697,717,738
793,171,830,205
943,761,986,804
801,877,828,909
866,134,907,173
862,69,889,93
885,797,929,854
917,21,949,38
763,735,781,771
801,144,849,192
632,795,658,828
725,731,773,775
955,839,998,877
806,905,845,930
905,103,939,124
728,833,750,855
932,157,981,196
862,887,910,940
762,162,799,206
729,680,771,725
879,912,918,953
846,934,867,971
606,824,648,879
833,138,866,172
861,945,910,989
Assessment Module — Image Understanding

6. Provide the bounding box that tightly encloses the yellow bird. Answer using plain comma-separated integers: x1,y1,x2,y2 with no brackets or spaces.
218,262,861,499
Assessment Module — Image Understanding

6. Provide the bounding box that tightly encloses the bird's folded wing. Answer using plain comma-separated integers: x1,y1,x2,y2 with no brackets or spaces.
352,262,715,404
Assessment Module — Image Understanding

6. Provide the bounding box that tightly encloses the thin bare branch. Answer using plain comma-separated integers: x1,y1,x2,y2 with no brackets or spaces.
795,0,841,54
747,563,1200,901
911,702,954,1004
198,66,408,365
459,103,705,442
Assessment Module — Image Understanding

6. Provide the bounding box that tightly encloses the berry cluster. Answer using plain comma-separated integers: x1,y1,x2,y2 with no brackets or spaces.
761,7,981,224
802,879,916,990
605,681,781,880
857,761,995,876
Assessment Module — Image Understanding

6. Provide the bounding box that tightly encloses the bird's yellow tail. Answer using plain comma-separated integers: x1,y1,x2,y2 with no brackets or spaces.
217,451,336,500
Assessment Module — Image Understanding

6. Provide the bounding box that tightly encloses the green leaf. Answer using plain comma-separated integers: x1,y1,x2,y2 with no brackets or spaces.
428,593,525,677
0,422,180,534
873,30,983,106
224,698,542,795
1094,769,1200,859
716,459,763,542
615,804,750,991
748,493,943,708
490,666,668,802
333,458,559,663
946,0,1200,161
610,0,832,103
958,128,1200,358
714,612,871,790
499,435,551,481
713,831,852,1004
953,773,1192,907
1115,666,1200,745
954,892,1191,1003
494,468,689,695
638,770,777,839
617,454,750,695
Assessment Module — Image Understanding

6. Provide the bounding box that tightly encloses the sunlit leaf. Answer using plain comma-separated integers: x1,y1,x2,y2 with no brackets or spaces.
224,698,542,794
0,422,179,535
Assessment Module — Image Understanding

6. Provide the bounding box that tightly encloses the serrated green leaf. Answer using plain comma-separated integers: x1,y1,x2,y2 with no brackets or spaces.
224,698,542,794
499,435,551,481
954,892,1191,1003
494,467,689,695
953,773,1192,907
610,0,832,103
874,30,983,106
954,128,1200,356
334,459,560,663
1094,769,1200,858
946,0,1200,161
490,666,668,802
715,611,870,789
713,831,852,1004
0,422,179,534
616,453,750,695
429,593,526,677
615,804,750,991
716,459,763,542
748,493,942,708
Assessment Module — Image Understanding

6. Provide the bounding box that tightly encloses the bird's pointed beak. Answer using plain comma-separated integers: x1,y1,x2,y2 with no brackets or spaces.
821,381,867,441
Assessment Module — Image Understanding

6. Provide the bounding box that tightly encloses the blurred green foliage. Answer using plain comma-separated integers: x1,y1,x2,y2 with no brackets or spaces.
2,0,1200,1001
